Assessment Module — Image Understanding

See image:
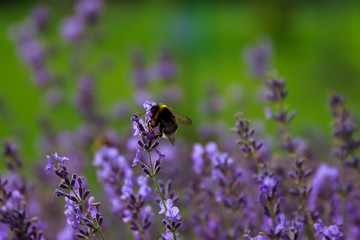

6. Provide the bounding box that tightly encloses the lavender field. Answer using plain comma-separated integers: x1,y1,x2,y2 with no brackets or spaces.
1,0,360,239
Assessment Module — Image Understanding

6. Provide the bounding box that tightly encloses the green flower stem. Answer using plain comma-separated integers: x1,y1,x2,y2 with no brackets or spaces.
147,151,177,240
70,187,106,240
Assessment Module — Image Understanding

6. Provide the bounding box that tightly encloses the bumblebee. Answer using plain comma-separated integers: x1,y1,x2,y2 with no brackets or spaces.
150,103,192,145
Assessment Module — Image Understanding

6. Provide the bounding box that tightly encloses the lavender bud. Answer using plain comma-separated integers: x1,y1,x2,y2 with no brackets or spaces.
130,221,139,231
55,170,64,179
166,223,172,230
167,180,172,192
98,216,104,226
142,166,151,176
79,186,83,199
150,141,159,149
83,189,90,200
174,222,181,229
76,234,87,239
85,221,95,229
155,159,161,169
54,189,68,197
264,205,271,217
71,173,77,187
64,177,71,186
137,140,144,148
155,166,162,175
59,183,69,189
69,195,79,203
144,221,151,230
77,176,83,187
130,194,136,203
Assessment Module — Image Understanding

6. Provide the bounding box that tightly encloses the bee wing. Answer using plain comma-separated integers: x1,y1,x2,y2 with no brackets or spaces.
173,112,192,126
166,134,176,145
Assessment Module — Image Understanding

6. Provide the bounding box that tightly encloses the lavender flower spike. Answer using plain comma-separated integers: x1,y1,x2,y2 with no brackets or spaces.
131,101,180,240
47,153,105,240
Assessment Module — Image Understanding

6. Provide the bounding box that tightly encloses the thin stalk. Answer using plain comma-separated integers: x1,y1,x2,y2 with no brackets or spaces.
147,151,177,240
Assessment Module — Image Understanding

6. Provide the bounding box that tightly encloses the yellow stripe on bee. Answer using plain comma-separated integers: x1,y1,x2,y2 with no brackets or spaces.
154,104,168,119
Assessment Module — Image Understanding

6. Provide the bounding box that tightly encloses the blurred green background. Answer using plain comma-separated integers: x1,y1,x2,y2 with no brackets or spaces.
1,0,360,164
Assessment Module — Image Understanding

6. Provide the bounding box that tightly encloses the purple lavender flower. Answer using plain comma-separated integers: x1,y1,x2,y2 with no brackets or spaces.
76,75,96,119
159,199,181,222
52,152,70,165
314,219,344,240
131,101,182,239
190,141,248,238
131,101,165,176
119,176,153,237
244,39,272,78
61,16,84,43
94,142,154,237
93,146,132,182
0,175,44,239
135,89,153,107
137,176,152,201
329,93,360,167
75,0,103,25
191,143,205,174
45,155,56,174
0,223,8,240
56,226,75,240
132,51,150,88
161,230,179,240
233,113,263,157
259,175,278,196
132,149,142,167
64,197,81,230
30,5,49,32
121,179,133,200
154,49,178,81
308,164,339,211
143,100,157,122
243,232,269,240
19,39,45,68
47,153,105,240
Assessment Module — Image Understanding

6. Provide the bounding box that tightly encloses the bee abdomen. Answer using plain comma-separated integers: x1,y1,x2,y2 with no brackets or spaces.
162,125,178,135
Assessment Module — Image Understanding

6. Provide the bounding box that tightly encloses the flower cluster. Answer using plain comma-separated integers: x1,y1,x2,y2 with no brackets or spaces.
61,0,103,43
314,219,344,240
131,101,182,240
46,153,105,240
121,176,153,238
0,174,44,239
232,113,265,171
329,93,360,167
244,39,272,78
131,101,164,175
10,5,51,86
190,142,247,239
